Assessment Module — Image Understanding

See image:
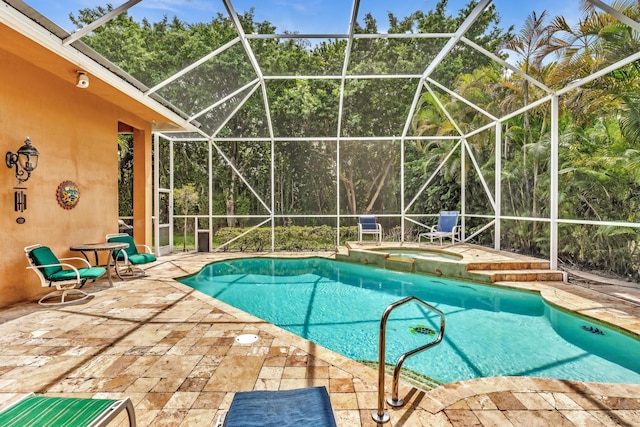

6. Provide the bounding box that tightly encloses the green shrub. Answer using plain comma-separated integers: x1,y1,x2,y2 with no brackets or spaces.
211,225,359,251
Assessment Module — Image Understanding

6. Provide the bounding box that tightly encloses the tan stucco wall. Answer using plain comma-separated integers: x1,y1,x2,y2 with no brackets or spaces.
0,46,153,307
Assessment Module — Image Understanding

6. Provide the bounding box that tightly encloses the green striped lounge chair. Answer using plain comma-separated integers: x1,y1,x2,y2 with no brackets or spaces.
0,393,136,426
24,244,106,306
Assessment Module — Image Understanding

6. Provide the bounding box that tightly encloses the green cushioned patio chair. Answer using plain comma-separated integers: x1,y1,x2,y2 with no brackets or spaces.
106,233,156,279
25,244,106,306
0,393,136,426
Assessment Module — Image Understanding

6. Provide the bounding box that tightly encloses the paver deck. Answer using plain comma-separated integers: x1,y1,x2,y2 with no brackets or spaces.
0,245,638,426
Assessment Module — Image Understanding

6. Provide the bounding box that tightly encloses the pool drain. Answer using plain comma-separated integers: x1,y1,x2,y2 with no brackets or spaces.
235,334,259,344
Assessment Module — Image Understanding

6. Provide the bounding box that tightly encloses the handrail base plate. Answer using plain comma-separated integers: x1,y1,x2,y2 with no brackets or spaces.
371,410,390,424
387,397,404,407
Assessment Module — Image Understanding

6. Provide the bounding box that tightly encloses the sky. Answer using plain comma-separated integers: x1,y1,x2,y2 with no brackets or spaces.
22,0,584,35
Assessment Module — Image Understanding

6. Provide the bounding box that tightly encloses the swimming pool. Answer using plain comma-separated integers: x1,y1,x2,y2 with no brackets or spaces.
178,257,640,385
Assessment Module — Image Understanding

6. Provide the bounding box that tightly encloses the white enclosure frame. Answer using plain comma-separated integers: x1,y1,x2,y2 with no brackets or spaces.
4,0,640,269
149,0,640,268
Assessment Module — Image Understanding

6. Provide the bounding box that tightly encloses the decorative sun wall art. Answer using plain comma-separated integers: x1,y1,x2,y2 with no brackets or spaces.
56,180,80,209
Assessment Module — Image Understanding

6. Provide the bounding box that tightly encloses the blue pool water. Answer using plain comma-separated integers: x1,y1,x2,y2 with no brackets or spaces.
178,257,640,385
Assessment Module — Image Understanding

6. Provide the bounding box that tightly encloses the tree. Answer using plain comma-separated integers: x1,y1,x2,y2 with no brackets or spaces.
70,1,640,275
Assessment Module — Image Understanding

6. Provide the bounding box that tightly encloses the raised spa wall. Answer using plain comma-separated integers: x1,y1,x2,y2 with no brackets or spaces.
335,246,566,284
335,247,479,282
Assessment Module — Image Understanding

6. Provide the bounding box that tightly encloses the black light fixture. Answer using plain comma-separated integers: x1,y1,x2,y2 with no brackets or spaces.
6,137,40,183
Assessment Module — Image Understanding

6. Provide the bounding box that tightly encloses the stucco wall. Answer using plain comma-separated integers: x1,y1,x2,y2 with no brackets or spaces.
0,48,152,307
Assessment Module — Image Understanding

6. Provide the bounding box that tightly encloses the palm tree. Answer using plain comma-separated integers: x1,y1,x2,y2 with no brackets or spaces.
502,11,561,145
500,12,561,244
551,1,640,132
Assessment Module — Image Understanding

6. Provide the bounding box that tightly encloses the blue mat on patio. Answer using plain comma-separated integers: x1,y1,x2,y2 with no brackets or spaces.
222,386,337,427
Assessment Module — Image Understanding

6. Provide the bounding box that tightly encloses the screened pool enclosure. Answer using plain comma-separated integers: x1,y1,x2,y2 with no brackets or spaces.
7,0,640,273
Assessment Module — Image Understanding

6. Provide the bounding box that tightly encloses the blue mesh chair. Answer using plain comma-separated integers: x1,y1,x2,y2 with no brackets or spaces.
419,211,459,245
358,215,382,243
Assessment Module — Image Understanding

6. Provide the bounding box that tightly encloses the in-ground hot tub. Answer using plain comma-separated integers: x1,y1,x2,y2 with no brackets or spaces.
337,245,475,279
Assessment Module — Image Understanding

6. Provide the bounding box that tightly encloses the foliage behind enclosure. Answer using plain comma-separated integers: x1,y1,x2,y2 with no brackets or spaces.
83,1,640,279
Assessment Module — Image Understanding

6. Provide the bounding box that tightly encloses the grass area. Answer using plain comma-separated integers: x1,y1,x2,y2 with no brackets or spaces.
173,234,196,251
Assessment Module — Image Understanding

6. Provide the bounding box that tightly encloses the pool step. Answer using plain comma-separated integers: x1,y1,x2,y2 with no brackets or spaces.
358,360,443,392
385,256,415,272
466,261,551,271
465,260,564,283
338,246,566,283
468,268,565,283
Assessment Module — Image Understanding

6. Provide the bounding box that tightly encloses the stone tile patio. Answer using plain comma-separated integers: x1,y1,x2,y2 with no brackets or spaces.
0,247,639,426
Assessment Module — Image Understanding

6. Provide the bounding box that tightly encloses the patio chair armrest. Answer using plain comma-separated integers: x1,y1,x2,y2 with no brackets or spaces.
423,225,437,234
28,263,82,279
135,244,153,254
58,257,93,268
114,248,130,263
451,225,460,240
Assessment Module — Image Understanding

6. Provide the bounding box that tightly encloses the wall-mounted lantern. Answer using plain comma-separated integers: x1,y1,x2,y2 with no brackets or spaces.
6,137,40,183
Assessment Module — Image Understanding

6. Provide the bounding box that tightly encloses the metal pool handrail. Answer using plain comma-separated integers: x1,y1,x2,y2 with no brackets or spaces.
372,296,446,424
